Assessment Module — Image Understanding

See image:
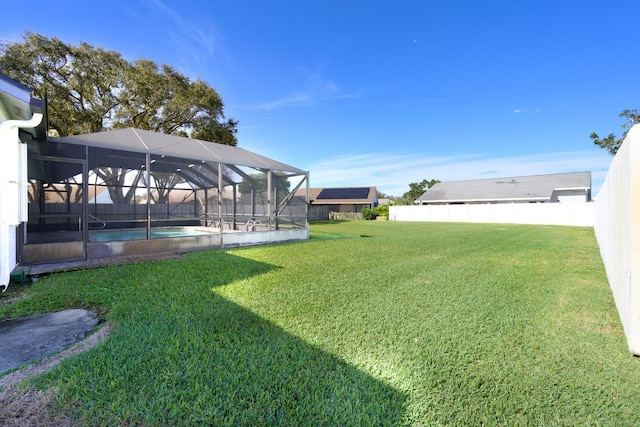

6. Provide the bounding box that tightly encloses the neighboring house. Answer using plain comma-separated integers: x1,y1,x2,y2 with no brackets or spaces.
298,186,378,220
415,172,591,205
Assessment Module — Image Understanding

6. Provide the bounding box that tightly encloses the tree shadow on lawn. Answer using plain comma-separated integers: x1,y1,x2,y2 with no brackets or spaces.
41,250,407,425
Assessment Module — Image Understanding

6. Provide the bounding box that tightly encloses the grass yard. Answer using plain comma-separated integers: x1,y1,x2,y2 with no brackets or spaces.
1,220,639,425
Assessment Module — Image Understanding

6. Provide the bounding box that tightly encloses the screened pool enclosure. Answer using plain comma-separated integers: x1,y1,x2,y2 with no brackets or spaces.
21,128,309,264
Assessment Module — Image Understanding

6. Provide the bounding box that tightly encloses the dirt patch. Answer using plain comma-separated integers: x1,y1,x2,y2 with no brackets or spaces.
0,294,29,307
0,387,74,427
0,324,111,426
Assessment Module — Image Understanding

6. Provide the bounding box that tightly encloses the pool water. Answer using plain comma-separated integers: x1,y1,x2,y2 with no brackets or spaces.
89,227,214,242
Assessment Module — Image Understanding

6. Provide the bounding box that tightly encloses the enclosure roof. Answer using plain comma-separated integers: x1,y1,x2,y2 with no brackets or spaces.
416,171,591,204
50,128,306,174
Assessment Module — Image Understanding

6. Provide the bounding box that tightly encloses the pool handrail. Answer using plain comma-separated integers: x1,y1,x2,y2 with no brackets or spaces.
88,214,106,229
244,219,262,231
200,213,223,229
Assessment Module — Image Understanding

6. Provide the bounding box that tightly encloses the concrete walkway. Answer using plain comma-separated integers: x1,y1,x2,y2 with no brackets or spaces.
0,309,98,373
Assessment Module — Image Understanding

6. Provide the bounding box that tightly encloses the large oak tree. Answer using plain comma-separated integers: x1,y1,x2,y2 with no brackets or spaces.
0,32,238,203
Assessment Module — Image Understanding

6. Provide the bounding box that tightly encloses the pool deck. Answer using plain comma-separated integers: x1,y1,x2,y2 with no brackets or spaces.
14,227,307,281
16,252,184,279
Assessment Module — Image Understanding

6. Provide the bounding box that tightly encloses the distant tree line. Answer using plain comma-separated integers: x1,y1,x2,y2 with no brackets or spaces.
378,178,440,205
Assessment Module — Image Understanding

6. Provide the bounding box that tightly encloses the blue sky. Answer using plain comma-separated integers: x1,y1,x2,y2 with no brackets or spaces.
1,0,638,196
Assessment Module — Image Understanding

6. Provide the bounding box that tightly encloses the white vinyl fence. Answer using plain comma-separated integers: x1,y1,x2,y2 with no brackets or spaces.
390,202,594,227
594,124,640,355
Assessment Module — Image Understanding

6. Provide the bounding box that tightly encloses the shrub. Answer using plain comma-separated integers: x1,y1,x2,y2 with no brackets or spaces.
374,204,389,217
361,208,377,220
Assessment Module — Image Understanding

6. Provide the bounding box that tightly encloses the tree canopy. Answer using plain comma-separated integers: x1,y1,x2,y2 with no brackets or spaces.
399,179,440,205
238,172,291,197
590,109,640,156
1,32,239,204
0,32,238,143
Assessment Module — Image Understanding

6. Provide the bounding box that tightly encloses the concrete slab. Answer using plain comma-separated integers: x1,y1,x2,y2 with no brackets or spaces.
0,309,98,373
18,252,184,278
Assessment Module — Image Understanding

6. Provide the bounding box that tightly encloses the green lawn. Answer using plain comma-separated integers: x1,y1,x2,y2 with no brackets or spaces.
1,221,639,425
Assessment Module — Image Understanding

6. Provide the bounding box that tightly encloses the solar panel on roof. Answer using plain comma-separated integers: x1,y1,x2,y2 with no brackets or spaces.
317,187,370,199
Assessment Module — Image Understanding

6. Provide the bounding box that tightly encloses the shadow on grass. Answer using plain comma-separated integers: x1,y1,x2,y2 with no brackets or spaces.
36,251,407,425
309,231,363,241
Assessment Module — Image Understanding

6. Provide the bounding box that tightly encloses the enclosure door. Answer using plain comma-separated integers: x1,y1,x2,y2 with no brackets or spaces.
21,155,87,263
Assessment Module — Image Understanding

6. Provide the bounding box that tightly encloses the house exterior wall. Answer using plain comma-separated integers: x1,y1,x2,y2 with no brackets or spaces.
338,204,369,213
0,89,20,288
309,206,328,221
0,78,43,289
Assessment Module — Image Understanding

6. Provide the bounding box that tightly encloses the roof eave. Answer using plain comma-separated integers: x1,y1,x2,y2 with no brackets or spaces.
420,197,550,204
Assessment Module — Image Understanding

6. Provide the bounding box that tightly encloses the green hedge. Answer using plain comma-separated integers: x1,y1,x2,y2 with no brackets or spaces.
361,207,377,220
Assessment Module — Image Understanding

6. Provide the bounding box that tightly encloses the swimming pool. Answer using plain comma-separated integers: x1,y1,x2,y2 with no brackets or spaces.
89,227,216,242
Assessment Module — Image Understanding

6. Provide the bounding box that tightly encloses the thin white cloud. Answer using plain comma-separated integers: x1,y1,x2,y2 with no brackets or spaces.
147,0,219,62
304,151,612,197
250,90,362,110
252,94,314,110
245,68,364,111
513,108,542,113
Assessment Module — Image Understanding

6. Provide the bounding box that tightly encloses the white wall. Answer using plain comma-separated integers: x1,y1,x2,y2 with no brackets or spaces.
0,120,22,290
0,113,42,290
594,124,640,355
391,202,594,227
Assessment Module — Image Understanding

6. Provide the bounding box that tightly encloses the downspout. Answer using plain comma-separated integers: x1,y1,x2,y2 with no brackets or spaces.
0,113,44,291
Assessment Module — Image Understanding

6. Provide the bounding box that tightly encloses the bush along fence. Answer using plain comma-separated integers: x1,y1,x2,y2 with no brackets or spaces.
361,205,389,220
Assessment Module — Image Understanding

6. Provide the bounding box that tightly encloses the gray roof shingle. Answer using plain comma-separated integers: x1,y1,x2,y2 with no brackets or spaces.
416,172,591,204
